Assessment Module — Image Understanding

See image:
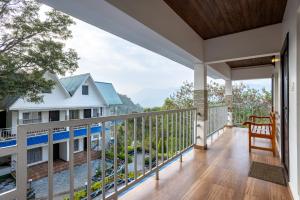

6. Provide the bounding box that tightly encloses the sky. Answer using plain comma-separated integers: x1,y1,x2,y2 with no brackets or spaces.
63,13,194,108
42,6,271,107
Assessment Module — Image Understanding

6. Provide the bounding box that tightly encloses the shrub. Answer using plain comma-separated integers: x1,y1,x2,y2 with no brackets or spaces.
118,152,133,163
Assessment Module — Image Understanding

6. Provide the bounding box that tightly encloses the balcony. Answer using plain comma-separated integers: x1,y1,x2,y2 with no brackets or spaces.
119,127,291,200
0,124,108,148
0,106,291,200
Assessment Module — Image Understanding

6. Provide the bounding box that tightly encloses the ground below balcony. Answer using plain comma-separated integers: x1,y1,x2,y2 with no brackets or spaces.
120,128,292,200
28,150,100,180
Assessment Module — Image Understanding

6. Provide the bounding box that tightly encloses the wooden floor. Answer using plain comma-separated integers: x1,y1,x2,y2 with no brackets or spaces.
120,128,292,200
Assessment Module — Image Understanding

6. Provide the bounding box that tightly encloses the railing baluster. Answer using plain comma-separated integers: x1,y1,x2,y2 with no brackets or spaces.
87,125,92,200
166,114,169,160
113,121,118,197
149,116,152,171
171,113,174,157
186,111,188,148
101,122,106,200
69,127,74,200
190,110,192,146
161,114,164,163
13,108,198,200
175,112,178,155
155,115,159,180
134,117,137,179
179,112,182,162
48,129,53,200
124,120,128,186
182,111,185,149
142,116,145,175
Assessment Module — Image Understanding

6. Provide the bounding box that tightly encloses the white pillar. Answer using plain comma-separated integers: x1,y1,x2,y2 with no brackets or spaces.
225,80,233,126
66,109,70,120
194,63,208,149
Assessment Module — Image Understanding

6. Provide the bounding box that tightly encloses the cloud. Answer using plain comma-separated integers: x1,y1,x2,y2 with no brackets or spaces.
63,15,193,106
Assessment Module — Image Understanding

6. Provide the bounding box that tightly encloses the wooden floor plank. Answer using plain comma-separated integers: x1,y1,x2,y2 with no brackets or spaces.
120,128,292,200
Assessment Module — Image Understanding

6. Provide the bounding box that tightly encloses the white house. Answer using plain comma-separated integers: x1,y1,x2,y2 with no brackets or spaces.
0,72,122,167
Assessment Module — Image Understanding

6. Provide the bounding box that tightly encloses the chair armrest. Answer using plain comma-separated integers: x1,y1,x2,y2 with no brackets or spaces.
243,121,272,127
249,115,271,120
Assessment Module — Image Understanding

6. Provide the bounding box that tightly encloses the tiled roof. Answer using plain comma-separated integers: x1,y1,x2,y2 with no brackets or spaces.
59,74,90,96
95,82,122,105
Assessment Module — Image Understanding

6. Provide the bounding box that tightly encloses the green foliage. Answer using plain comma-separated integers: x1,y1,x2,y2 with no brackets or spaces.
207,81,225,104
162,81,194,110
158,138,166,153
0,0,79,102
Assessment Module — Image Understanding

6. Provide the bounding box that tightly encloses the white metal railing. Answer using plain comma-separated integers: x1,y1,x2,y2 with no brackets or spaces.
0,128,15,140
207,105,227,137
22,118,42,125
0,108,197,200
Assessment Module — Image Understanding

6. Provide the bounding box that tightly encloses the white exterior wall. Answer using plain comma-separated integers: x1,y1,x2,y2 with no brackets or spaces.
59,141,69,161
282,0,300,199
10,75,107,111
73,137,84,153
41,111,49,123
64,77,106,109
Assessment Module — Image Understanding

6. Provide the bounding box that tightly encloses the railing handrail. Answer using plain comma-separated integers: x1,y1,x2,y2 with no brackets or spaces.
208,104,226,108
19,108,197,133
0,107,197,199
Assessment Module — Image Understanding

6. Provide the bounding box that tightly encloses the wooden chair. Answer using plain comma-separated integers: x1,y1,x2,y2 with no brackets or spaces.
243,113,276,156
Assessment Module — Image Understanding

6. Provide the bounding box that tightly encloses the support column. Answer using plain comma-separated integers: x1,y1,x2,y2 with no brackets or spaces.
225,80,233,127
194,63,208,150
66,109,70,121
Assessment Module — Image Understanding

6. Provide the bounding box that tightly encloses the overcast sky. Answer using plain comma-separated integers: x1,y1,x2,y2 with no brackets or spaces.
43,6,271,107
63,14,194,107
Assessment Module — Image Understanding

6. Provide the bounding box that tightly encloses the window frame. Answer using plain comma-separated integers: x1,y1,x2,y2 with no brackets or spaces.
82,85,89,95
84,109,92,119
69,110,80,120
22,112,42,124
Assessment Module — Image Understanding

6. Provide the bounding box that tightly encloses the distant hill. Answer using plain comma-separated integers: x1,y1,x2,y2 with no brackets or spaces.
131,87,176,108
112,93,143,114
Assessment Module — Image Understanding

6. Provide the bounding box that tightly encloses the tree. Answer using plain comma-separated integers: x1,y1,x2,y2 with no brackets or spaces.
207,80,225,104
162,81,194,110
0,0,79,102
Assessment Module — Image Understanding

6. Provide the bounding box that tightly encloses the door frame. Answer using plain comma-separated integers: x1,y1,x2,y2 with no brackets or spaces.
49,110,60,122
280,32,289,180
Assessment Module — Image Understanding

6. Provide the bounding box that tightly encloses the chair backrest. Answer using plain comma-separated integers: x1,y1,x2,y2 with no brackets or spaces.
270,112,276,136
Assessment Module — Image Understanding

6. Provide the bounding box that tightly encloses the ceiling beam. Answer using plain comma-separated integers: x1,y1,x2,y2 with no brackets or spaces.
231,65,274,80
207,63,231,80
204,24,282,64
42,0,204,69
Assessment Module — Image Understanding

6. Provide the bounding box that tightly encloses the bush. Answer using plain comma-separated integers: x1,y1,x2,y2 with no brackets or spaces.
106,150,114,160
144,155,156,165
127,146,134,154
118,152,133,163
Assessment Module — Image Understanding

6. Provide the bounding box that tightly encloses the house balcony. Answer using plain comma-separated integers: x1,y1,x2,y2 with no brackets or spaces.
0,105,291,200
120,128,291,200
0,124,108,148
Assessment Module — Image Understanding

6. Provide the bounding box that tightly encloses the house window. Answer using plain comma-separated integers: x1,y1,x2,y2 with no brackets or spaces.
100,107,103,116
84,109,91,119
92,108,98,118
74,139,79,152
27,147,42,164
70,110,80,120
42,87,52,94
22,112,42,124
82,85,89,95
